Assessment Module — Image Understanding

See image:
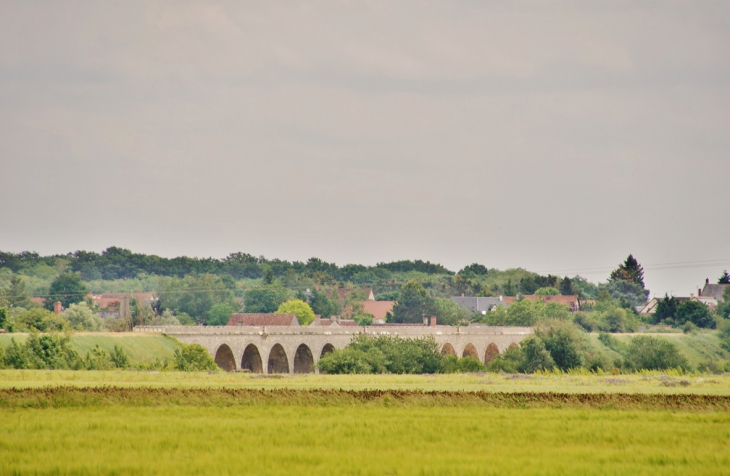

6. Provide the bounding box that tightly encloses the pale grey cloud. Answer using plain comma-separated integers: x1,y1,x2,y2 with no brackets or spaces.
1,0,729,295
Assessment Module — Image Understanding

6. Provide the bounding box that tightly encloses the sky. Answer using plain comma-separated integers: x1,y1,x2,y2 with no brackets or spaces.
1,1,728,297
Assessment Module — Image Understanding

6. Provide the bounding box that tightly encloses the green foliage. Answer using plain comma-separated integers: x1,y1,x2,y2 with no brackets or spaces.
482,299,545,326
8,308,69,332
308,289,340,318
46,273,89,310
375,290,399,301
572,312,598,332
62,302,103,331
609,254,645,289
535,321,585,370
433,298,471,326
110,345,130,368
83,344,116,370
485,346,521,373
559,277,574,296
624,336,689,371
317,347,387,374
2,275,33,309
458,263,489,277
390,280,436,324
518,337,554,373
0,307,7,329
243,285,289,314
441,355,487,373
277,299,315,326
535,287,559,296
319,335,443,374
158,274,234,323
3,333,80,370
653,294,679,324
207,303,236,326
600,280,649,308
718,270,730,284
174,343,218,371
675,301,715,329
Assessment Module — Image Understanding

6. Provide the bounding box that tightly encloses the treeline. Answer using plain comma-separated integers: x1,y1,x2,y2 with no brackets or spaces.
0,248,453,281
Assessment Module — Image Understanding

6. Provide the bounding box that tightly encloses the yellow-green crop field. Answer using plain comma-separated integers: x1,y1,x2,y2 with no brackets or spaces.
1,372,730,474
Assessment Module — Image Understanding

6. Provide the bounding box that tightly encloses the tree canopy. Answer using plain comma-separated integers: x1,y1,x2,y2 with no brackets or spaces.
609,254,645,289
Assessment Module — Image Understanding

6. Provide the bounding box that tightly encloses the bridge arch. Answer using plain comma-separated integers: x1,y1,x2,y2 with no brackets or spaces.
267,343,290,374
508,342,520,351
441,343,456,356
241,344,263,373
214,343,236,372
462,343,479,360
484,343,500,364
320,343,335,358
294,344,315,374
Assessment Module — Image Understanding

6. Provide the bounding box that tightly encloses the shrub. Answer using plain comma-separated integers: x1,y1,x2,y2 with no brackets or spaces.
442,355,486,373
83,344,115,370
675,301,715,329
486,345,522,373
572,312,597,332
3,333,80,370
8,308,69,332
518,337,554,373
110,345,130,368
318,335,443,374
624,336,689,371
174,343,218,371
317,347,387,374
535,321,586,371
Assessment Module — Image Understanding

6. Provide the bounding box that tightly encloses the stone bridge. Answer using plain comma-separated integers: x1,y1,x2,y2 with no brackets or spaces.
134,325,533,373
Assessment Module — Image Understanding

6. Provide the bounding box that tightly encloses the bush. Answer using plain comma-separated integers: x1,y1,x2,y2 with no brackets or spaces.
675,301,715,329
4,333,80,370
317,347,387,374
572,312,597,332
442,355,486,373
174,343,218,371
486,345,522,373
518,337,554,373
8,308,69,332
318,335,443,374
624,336,689,371
535,321,586,371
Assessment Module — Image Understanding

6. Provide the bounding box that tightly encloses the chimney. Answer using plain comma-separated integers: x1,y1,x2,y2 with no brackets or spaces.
53,301,63,315
430,316,437,327
698,288,702,297
499,295,503,301
707,278,710,285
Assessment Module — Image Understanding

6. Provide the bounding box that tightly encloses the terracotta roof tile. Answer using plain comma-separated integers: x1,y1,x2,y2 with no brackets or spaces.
227,313,299,327
362,301,395,321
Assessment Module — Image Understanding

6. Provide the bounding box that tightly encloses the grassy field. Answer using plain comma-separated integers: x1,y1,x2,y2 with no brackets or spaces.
2,369,730,394
588,331,730,368
0,332,183,365
1,389,729,474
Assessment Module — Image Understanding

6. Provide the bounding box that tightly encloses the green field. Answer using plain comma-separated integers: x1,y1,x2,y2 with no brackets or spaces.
0,332,183,366
0,387,729,475
2,369,730,395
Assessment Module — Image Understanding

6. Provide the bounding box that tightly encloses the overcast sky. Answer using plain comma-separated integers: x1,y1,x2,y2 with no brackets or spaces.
1,1,728,296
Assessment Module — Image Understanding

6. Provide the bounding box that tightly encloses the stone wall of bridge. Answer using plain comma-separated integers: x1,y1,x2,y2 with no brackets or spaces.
134,325,533,373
